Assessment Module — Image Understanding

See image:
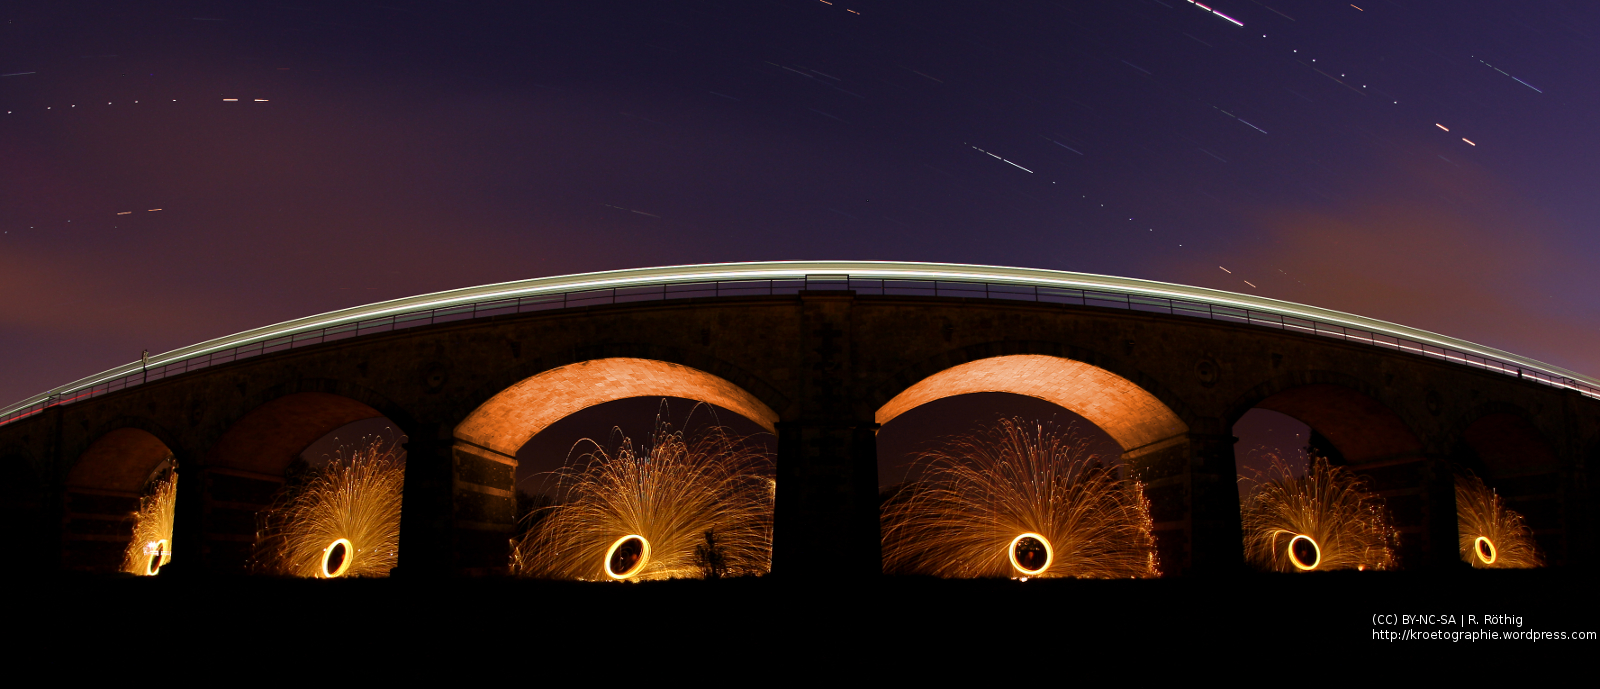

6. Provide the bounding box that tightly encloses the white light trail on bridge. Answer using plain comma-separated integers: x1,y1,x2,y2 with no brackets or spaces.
4,261,1597,418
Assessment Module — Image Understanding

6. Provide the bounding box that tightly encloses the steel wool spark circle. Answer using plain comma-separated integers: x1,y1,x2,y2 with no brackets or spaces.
144,539,169,576
1474,536,1497,565
321,538,354,578
1007,532,1054,576
605,534,651,579
1287,534,1321,571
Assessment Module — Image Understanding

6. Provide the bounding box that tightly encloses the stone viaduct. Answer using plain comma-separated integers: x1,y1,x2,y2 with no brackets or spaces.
1,262,1595,578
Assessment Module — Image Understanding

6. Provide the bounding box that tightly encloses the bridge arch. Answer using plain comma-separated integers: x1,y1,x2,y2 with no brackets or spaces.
450,343,790,431
63,426,176,572
207,392,388,476
1453,408,1564,565
1228,370,1424,465
455,357,780,458
201,381,409,572
449,357,781,575
208,379,411,475
1228,370,1452,568
69,426,176,494
873,351,1188,453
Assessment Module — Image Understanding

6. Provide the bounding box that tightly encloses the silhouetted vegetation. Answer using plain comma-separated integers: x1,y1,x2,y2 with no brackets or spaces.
694,530,727,579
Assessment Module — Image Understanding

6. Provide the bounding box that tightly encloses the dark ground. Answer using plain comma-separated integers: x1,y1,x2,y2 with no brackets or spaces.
11,569,1595,662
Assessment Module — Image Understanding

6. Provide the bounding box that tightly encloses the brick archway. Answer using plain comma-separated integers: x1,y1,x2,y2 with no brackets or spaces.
874,354,1187,453
447,357,780,575
455,357,779,458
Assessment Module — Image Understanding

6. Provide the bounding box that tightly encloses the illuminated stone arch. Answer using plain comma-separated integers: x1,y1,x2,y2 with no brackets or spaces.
1227,371,1424,465
63,426,176,572
869,351,1195,575
873,353,1189,454
450,357,781,574
455,357,781,458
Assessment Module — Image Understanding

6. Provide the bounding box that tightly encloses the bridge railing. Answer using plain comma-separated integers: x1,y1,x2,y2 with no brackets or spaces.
3,274,1595,427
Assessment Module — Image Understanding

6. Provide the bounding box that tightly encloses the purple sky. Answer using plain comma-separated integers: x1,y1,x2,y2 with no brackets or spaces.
5,0,1597,417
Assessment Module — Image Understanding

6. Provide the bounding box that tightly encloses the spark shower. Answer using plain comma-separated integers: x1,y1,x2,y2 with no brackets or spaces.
515,419,774,581
1239,455,1396,573
254,439,405,578
881,419,1159,579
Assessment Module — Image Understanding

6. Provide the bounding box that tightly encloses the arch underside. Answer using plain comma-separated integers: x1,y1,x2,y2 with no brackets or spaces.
455,358,780,457
1463,413,1558,476
206,392,383,475
874,354,1187,452
69,428,173,494
1460,412,1563,561
1254,384,1421,463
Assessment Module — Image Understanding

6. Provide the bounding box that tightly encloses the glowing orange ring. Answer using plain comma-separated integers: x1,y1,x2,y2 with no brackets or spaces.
321,538,354,578
1474,536,1497,565
1007,532,1053,576
1287,534,1321,571
144,539,169,576
604,534,651,579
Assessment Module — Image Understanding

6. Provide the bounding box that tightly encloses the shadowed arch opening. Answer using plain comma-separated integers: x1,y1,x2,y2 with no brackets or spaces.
208,392,384,476
70,429,174,494
1458,412,1562,564
1250,384,1423,465
456,358,779,458
64,428,175,572
204,392,390,573
875,354,1187,453
1461,413,1558,477
1232,381,1429,568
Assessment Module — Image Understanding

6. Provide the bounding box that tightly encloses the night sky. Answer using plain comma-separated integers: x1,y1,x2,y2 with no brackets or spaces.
6,1,1597,477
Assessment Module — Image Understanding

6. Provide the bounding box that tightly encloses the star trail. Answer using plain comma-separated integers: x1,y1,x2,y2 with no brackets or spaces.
0,0,1596,406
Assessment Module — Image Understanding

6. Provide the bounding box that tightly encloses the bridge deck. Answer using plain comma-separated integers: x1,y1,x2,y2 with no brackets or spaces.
5,261,1594,426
